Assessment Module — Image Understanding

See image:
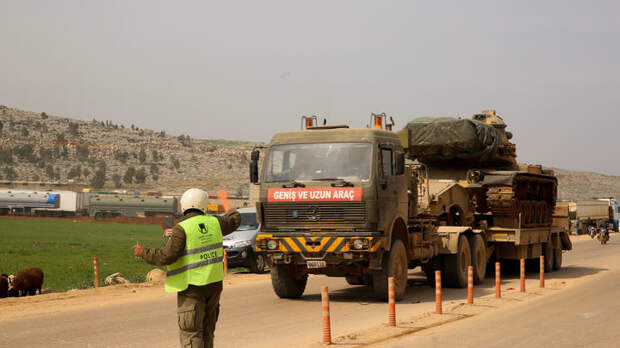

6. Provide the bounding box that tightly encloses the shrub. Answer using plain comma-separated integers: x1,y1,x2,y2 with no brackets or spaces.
68,123,79,136
0,148,13,164
112,174,122,188
123,166,136,184
76,144,90,161
139,148,146,164
135,168,147,184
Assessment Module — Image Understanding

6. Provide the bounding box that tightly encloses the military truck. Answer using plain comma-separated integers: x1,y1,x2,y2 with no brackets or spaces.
252,113,571,300
569,199,618,234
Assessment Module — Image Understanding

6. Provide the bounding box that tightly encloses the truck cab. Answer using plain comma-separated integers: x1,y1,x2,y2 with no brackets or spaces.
251,120,437,299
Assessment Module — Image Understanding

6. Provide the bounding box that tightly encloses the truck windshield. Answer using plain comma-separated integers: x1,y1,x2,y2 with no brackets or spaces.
264,143,372,183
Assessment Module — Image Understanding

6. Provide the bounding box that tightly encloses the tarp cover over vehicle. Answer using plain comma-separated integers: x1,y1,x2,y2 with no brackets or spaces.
405,117,513,167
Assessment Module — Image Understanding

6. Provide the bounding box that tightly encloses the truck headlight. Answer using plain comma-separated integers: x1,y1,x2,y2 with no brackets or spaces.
353,239,364,250
233,240,252,248
267,239,278,250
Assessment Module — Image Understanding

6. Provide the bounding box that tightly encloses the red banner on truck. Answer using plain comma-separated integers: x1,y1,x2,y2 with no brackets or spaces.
267,187,362,202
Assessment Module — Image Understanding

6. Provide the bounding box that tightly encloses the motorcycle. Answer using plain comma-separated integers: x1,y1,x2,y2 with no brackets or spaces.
597,226,610,245
589,225,597,239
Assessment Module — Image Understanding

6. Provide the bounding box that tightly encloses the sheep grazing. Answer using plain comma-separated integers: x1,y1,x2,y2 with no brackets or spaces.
10,268,44,296
0,274,8,298
5,274,19,297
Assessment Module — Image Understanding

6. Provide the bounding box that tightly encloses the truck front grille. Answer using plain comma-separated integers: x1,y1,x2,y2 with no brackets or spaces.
263,202,366,227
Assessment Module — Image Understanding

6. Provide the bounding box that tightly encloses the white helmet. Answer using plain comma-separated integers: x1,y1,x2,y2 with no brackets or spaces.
180,188,209,214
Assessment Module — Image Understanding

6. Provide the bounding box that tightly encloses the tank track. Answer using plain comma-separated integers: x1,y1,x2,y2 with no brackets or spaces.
485,174,557,228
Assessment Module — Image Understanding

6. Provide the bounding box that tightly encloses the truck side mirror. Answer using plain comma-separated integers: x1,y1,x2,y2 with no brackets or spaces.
250,150,260,183
395,152,405,175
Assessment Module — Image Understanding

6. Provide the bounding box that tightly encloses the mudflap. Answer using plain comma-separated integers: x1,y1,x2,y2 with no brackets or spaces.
560,230,573,251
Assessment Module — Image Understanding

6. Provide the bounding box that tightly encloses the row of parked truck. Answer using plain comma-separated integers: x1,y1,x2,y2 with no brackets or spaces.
250,111,573,300
563,199,620,234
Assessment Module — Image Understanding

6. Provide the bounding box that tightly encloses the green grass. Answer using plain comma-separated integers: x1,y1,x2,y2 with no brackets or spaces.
0,219,170,291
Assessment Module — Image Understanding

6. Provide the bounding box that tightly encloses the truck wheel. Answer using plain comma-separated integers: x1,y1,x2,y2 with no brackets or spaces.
421,256,442,286
543,242,554,273
553,248,562,271
469,234,487,285
270,264,307,298
444,235,471,288
249,254,265,273
373,239,408,301
345,275,364,285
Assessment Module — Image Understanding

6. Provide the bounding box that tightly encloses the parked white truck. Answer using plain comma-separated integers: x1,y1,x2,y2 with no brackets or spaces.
569,199,619,234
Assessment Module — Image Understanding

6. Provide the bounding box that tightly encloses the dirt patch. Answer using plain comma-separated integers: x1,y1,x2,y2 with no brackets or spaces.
0,272,269,320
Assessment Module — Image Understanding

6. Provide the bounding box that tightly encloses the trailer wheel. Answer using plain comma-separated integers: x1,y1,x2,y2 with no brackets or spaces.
270,264,307,299
373,239,408,301
553,247,562,270
444,234,471,288
469,234,487,285
543,241,554,272
422,256,442,286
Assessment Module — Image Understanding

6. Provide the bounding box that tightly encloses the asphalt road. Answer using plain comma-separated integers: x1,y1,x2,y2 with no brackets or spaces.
0,236,615,348
376,236,620,348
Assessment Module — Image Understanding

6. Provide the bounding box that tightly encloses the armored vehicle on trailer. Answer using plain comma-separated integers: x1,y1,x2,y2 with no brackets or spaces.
398,110,570,275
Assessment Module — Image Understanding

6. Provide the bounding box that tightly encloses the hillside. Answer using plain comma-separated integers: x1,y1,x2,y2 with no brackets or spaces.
554,168,620,202
1,105,618,201
0,105,258,195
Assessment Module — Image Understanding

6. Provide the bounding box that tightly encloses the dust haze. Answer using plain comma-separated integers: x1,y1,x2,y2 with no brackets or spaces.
1,1,619,174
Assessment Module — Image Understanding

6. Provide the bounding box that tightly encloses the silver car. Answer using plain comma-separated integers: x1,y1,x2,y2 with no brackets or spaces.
222,207,265,273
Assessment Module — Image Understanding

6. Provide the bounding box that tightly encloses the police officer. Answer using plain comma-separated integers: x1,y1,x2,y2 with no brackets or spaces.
132,188,240,348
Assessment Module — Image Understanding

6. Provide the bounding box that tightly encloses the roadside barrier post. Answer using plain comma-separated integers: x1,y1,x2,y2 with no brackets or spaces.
495,262,501,299
540,255,545,288
435,270,442,314
321,286,332,345
520,258,526,293
93,256,100,288
467,265,474,304
388,277,396,327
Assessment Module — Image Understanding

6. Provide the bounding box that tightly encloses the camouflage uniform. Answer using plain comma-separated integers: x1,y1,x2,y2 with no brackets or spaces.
143,210,240,348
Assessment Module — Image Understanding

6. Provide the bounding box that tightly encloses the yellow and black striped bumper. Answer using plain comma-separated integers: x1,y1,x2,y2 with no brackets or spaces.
256,234,383,253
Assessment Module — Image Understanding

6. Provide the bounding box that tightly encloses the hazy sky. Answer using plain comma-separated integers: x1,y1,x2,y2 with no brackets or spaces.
1,1,619,174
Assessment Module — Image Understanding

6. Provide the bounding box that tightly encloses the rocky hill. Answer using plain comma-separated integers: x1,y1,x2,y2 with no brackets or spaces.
555,168,620,202
0,105,258,195
1,105,618,201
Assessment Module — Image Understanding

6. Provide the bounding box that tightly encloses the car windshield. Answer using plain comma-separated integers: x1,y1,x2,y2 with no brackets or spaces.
264,143,372,183
237,212,258,231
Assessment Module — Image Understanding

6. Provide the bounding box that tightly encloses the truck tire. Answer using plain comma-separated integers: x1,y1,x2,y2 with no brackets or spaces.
553,248,562,271
444,235,471,288
469,234,487,285
543,241,554,273
270,264,308,299
345,275,363,285
345,275,372,286
249,253,265,273
373,239,408,301
422,256,442,286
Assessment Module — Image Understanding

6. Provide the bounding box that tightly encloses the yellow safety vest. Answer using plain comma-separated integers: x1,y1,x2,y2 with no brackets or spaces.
165,215,224,292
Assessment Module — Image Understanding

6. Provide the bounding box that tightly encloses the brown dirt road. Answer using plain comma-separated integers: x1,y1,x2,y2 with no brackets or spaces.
0,235,611,347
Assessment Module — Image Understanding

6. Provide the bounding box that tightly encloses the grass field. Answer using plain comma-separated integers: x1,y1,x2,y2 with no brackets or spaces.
0,218,171,291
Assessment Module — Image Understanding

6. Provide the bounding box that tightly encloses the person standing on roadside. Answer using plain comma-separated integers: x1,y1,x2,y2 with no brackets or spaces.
133,188,240,348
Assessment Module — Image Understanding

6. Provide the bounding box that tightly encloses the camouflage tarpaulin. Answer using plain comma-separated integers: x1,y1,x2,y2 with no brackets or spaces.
405,117,510,167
